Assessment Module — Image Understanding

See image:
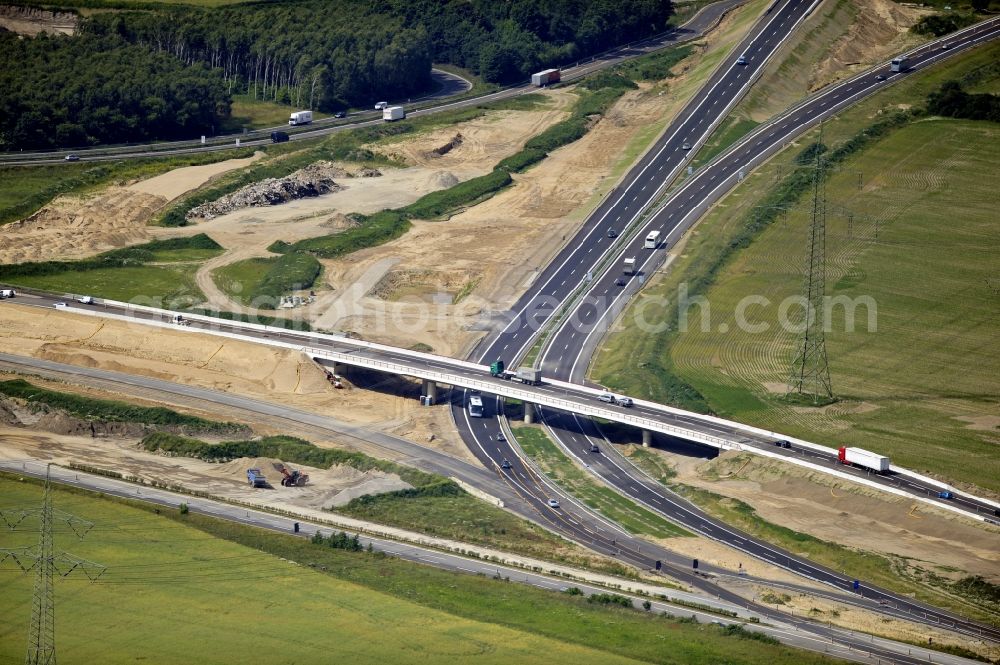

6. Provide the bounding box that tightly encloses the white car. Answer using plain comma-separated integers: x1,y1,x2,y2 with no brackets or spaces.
0,288,15,298
736,55,747,66
547,499,560,509
53,302,68,309
597,393,615,403
374,101,388,110
615,396,633,408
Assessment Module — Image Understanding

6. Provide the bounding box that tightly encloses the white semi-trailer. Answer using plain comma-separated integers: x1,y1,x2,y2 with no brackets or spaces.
531,68,561,86
289,110,313,126
838,447,890,473
383,106,406,121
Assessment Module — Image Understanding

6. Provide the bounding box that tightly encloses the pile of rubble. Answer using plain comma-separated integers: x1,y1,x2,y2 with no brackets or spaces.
187,161,359,221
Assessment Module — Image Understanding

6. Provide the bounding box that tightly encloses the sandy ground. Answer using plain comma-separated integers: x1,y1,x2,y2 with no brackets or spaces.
0,303,478,465
0,6,76,36
723,577,1000,660
0,428,410,510
0,154,263,264
642,447,1000,583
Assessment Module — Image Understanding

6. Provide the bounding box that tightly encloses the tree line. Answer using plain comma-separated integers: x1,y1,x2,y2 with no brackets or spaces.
4,0,675,149
0,29,229,150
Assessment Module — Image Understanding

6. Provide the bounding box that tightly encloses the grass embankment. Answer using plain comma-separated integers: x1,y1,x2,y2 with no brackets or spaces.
221,94,328,132
0,150,255,227
0,474,839,665
0,234,220,309
0,379,242,434
513,427,690,539
595,43,1000,491
623,450,1000,625
212,252,321,308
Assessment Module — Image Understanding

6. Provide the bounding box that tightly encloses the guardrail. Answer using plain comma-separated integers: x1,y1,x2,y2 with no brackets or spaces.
21,295,1000,520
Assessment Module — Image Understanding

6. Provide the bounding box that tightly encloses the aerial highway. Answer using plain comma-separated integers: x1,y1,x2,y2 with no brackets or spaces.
1,0,997,649
0,0,747,166
448,2,1000,646
11,291,1000,645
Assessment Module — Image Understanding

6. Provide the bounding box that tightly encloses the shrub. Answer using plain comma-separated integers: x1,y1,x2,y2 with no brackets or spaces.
140,433,448,490
0,379,239,432
401,169,512,220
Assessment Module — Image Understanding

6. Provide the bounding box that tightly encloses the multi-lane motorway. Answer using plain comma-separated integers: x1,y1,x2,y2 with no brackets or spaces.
450,0,1000,646
2,0,998,654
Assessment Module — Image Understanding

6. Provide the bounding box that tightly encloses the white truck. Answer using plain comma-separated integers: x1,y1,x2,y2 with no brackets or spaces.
838,447,890,473
623,257,637,275
288,110,313,126
382,106,406,122
531,68,561,87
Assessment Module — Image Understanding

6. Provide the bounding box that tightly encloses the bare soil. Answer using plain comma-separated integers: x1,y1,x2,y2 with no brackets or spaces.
0,427,410,510
0,303,478,465
651,449,1000,582
0,5,76,36
0,154,262,264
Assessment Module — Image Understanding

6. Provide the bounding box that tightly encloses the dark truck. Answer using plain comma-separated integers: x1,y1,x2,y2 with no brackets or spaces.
270,131,290,143
490,360,542,386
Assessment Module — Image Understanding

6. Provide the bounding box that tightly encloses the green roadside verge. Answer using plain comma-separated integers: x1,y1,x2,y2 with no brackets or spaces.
0,473,840,665
513,427,690,539
0,234,221,309
0,379,243,434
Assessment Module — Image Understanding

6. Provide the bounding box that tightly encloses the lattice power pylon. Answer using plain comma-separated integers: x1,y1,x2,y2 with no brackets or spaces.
787,130,834,402
0,465,105,665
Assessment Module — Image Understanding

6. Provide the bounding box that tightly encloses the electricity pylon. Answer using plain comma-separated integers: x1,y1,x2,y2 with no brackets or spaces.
0,465,105,665
787,129,834,402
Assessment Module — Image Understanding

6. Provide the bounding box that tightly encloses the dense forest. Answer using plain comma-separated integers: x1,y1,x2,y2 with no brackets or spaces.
3,0,674,150
0,29,229,149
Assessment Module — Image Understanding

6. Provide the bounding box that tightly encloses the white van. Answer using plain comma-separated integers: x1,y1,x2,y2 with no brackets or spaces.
644,230,661,249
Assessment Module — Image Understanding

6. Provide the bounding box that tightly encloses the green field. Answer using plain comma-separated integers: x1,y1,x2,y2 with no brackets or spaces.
671,117,999,490
0,476,838,665
211,257,273,306
11,264,205,310
513,427,691,538
595,43,1000,493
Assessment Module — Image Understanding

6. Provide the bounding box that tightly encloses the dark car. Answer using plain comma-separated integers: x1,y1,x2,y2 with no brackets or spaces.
500,459,512,470
615,277,626,287
607,229,619,238
876,74,886,81
64,154,80,162
270,131,290,143
775,439,791,449
334,111,347,118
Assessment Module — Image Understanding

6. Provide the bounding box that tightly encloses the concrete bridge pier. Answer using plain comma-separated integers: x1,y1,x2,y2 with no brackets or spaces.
642,429,652,448
523,402,536,424
422,379,438,405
